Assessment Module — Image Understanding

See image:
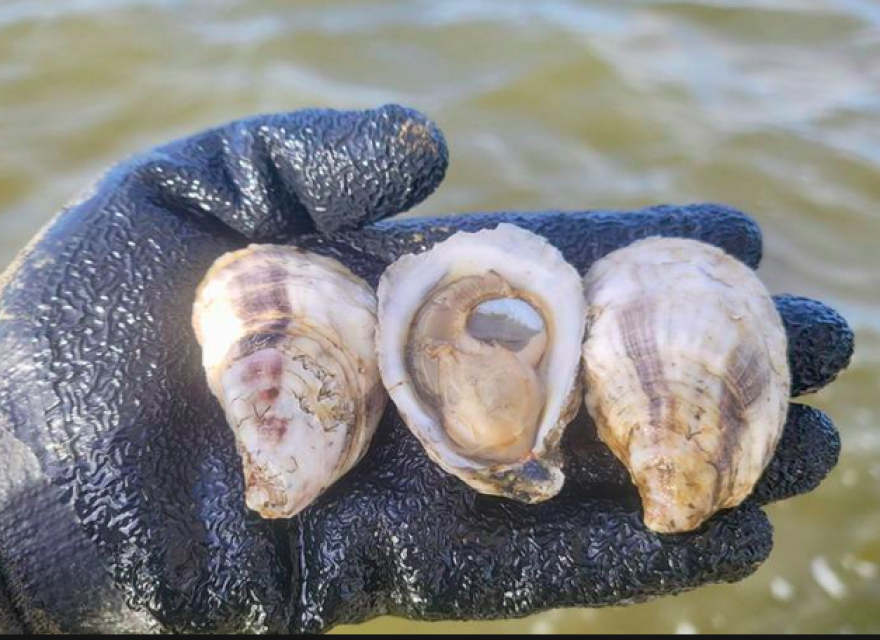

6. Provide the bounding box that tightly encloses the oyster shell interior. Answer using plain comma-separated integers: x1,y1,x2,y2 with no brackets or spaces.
377,224,586,502
407,274,548,463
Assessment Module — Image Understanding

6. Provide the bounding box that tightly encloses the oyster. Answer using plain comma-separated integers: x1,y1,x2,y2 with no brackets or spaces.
192,245,385,519
582,237,790,534
377,224,586,503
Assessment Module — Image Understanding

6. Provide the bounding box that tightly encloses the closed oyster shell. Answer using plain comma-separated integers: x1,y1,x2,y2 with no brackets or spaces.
582,237,790,534
377,224,586,503
192,245,385,519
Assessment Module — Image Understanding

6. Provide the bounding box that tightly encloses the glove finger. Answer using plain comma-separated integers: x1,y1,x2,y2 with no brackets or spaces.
130,104,448,240
751,404,841,506
775,295,855,397
302,203,763,286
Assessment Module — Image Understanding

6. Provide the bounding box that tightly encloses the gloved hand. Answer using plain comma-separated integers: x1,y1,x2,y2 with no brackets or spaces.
0,105,853,634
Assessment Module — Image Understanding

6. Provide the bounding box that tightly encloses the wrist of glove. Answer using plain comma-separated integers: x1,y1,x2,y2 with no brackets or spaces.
0,105,853,634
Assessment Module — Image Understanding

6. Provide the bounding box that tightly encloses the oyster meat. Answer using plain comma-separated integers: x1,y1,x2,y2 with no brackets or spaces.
192,245,386,519
582,237,790,534
377,224,586,503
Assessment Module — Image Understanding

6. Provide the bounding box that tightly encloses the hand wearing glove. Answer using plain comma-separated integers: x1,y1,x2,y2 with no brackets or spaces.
0,105,853,634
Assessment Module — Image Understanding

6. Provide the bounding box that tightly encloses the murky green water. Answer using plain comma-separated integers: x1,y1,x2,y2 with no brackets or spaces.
1,0,878,633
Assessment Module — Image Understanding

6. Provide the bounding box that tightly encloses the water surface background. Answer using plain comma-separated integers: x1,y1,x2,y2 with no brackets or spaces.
1,0,878,633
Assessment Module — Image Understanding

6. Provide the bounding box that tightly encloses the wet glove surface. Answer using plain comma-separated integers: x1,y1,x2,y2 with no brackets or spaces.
0,106,853,634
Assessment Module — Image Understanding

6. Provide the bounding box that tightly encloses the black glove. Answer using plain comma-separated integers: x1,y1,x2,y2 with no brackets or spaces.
0,105,853,634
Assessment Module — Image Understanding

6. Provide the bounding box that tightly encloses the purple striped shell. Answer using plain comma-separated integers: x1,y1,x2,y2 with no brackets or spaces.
193,245,385,519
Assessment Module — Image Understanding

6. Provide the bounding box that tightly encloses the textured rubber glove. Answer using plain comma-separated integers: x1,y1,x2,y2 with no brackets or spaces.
0,106,852,634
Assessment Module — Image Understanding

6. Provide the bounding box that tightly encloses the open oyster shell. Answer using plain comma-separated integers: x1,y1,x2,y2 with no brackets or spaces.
377,224,586,503
582,237,790,534
192,245,386,519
